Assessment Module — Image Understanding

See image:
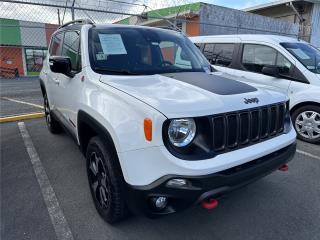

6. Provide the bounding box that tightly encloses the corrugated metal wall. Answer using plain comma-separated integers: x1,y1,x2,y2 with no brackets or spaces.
0,18,58,47
310,3,320,48
199,3,299,38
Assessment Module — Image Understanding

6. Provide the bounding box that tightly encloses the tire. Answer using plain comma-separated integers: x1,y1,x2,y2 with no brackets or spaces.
292,105,320,144
43,93,62,134
86,136,129,223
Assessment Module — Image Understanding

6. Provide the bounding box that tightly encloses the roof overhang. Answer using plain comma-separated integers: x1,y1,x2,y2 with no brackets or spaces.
243,0,317,12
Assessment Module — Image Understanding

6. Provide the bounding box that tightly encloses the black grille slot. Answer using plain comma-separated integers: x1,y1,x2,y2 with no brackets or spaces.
239,112,250,144
269,106,277,135
260,108,269,138
226,114,238,148
251,110,260,141
210,102,286,154
212,116,226,151
277,104,285,133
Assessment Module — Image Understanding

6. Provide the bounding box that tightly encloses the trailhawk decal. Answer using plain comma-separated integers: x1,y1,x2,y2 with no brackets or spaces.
162,72,257,95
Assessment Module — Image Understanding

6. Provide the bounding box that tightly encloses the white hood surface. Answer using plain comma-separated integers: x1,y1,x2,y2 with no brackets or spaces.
100,72,287,118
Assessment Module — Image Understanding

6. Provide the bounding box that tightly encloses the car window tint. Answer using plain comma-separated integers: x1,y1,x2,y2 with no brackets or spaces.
242,44,277,73
61,31,81,71
203,43,215,62
242,44,292,75
276,53,292,75
50,32,63,56
212,44,234,67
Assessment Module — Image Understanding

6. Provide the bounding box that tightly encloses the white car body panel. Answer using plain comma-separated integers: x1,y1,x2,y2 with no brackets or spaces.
42,27,296,187
190,34,320,111
99,73,287,119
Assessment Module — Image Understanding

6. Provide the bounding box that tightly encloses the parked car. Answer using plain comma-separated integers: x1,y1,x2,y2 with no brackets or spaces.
40,20,296,223
190,34,320,143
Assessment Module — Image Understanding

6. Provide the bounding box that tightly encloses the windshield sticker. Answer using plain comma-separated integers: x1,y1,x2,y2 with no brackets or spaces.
289,48,311,60
96,53,107,60
98,34,127,55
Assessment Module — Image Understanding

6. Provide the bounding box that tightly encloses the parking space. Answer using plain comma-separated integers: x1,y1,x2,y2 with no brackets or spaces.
0,78,43,117
1,117,320,240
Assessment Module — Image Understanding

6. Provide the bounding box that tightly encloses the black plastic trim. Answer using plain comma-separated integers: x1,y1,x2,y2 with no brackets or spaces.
162,101,291,160
125,142,296,217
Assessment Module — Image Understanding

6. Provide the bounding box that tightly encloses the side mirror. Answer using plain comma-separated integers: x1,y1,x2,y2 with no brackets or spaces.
262,65,279,77
49,56,74,77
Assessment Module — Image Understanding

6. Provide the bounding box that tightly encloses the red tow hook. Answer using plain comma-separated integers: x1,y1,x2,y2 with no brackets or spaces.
202,198,219,210
278,164,289,172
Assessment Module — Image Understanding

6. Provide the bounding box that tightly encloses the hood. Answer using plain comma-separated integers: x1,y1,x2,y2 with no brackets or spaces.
99,72,287,118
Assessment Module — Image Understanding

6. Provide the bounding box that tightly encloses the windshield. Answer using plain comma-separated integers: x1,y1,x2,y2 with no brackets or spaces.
281,42,320,74
89,26,211,75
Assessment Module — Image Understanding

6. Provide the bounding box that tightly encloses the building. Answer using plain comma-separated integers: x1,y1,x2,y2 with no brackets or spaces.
117,2,299,38
0,18,58,77
244,0,320,48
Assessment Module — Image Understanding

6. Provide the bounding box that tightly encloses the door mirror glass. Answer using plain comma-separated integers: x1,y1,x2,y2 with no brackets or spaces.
49,56,74,77
261,65,279,77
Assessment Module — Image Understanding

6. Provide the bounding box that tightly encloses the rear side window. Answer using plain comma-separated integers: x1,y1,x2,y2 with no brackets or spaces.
50,32,63,56
202,43,234,67
203,43,214,61
61,31,81,71
212,44,234,67
242,44,292,74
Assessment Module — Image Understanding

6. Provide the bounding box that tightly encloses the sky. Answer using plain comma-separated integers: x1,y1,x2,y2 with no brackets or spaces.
198,0,274,9
0,0,276,24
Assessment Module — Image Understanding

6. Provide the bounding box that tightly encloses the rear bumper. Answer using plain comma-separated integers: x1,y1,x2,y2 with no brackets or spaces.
125,142,296,217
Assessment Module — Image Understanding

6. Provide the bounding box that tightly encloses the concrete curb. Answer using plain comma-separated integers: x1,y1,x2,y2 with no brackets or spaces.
0,112,45,123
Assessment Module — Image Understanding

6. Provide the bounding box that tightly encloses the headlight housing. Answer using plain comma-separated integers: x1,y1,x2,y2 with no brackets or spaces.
168,118,196,147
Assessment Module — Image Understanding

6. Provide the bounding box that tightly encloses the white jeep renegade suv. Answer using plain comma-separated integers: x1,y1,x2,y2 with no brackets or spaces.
40,20,296,223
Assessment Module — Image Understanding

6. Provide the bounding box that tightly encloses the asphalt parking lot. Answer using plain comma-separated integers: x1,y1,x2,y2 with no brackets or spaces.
0,77,43,117
1,78,320,240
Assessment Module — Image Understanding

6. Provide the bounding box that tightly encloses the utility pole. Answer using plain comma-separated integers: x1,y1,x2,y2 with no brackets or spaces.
71,0,76,20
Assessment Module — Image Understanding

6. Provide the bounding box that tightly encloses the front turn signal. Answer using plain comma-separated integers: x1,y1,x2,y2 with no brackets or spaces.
144,118,152,141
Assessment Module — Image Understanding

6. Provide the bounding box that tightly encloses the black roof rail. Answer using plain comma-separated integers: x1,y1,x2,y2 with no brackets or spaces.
59,19,94,29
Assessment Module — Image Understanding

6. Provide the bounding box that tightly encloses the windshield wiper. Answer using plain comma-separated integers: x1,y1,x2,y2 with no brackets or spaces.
94,67,139,75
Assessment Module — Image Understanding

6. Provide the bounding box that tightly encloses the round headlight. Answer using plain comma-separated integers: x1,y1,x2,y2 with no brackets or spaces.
168,118,196,147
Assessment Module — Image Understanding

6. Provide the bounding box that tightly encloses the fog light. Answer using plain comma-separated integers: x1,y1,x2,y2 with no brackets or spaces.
166,178,188,188
151,196,168,210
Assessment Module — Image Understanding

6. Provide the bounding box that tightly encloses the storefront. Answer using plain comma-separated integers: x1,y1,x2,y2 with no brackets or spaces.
0,18,57,77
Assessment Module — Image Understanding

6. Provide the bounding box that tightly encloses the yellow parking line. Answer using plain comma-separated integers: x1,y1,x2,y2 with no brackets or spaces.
0,112,45,123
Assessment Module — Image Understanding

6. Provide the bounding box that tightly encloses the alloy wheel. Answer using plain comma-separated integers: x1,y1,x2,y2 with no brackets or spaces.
44,96,51,127
88,152,111,210
295,111,320,139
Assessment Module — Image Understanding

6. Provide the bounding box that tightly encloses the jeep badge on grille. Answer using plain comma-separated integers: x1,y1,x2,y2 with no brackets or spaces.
244,98,259,104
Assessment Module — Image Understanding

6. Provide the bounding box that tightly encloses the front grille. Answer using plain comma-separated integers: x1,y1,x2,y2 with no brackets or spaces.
211,102,286,153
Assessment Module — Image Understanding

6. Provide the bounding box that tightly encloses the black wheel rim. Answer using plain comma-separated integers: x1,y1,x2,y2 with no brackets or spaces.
88,152,111,209
44,96,51,127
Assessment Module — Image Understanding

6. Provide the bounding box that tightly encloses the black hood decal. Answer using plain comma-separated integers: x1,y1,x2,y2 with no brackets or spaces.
162,72,257,95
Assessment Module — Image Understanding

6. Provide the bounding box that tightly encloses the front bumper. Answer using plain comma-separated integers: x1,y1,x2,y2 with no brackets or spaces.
125,142,296,217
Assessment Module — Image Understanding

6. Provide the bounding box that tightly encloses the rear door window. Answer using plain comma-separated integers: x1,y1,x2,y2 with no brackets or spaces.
203,43,215,62
242,44,292,75
202,43,234,67
212,44,234,67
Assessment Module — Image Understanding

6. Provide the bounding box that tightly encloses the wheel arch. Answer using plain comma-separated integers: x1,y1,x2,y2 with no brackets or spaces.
77,110,118,156
290,101,320,115
40,79,46,96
